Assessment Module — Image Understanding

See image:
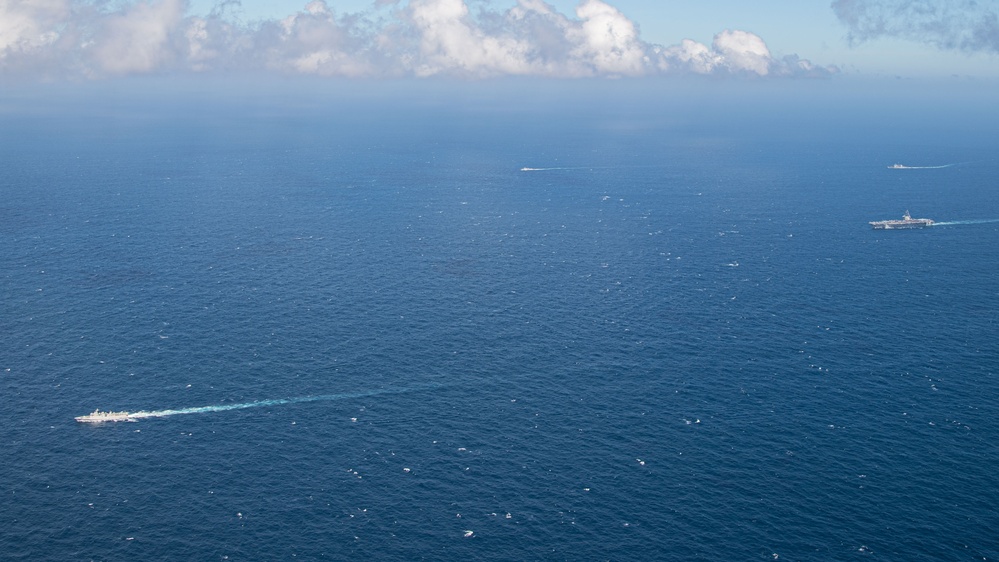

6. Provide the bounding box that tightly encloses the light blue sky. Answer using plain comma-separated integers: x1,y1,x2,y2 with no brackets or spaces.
187,0,999,78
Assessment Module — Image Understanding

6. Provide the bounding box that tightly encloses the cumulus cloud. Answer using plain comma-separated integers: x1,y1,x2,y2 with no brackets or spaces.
88,0,189,74
0,0,70,53
571,0,647,75
401,0,539,76
0,0,836,79
713,30,772,75
832,0,999,53
252,0,377,76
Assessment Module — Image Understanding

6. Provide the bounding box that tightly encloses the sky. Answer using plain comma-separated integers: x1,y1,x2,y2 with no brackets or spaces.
2,0,998,83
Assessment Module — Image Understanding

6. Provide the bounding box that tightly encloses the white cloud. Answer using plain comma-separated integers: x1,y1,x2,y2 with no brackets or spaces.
713,29,772,76
657,39,720,74
0,0,71,54
0,0,80,78
257,0,375,76
0,0,836,80
403,0,536,76
570,0,646,75
87,0,188,74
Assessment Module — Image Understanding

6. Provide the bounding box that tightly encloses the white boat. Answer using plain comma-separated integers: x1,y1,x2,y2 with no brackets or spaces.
75,410,134,423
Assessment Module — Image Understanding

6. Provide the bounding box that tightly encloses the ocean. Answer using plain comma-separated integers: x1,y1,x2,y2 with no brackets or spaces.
2,81,998,560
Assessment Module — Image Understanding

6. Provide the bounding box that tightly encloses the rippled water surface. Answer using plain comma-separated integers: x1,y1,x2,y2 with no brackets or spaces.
3,103,998,560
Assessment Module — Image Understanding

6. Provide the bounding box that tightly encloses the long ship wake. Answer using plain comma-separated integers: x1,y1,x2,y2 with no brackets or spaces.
76,383,441,423
933,219,999,226
519,165,656,172
520,166,600,171
888,160,982,170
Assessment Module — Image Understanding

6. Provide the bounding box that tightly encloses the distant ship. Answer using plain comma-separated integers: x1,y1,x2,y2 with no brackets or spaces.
889,164,910,169
75,410,134,423
869,211,934,229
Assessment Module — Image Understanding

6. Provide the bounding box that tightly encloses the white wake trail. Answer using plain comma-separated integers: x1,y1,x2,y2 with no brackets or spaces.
520,166,594,171
933,219,999,226
82,383,442,423
519,165,650,172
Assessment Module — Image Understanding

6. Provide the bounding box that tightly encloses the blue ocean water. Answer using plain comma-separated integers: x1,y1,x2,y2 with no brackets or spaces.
3,86,999,560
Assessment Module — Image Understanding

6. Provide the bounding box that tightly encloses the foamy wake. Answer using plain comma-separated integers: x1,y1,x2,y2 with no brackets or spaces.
92,383,441,422
932,219,999,226
519,166,614,171
888,164,954,169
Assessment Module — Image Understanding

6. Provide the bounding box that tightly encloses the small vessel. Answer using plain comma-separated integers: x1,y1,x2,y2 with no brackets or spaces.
75,410,134,423
889,163,909,169
869,211,934,229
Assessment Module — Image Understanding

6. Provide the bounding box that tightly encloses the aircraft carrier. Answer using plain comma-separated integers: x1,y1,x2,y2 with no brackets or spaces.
870,211,934,229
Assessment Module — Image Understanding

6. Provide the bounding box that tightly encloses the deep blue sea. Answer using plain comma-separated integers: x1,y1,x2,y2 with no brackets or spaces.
3,82,999,560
